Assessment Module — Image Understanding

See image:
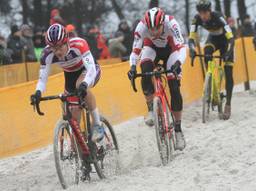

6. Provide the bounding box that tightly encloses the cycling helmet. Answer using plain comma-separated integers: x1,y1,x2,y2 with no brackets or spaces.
45,24,68,47
196,0,211,12
144,7,165,29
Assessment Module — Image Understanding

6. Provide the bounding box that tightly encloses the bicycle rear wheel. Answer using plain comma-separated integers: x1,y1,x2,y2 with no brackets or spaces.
53,120,80,189
96,116,120,177
202,74,212,123
153,96,170,165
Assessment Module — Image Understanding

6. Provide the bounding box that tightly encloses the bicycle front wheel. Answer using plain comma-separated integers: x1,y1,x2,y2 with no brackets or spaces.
153,96,170,166
202,74,212,123
53,120,80,189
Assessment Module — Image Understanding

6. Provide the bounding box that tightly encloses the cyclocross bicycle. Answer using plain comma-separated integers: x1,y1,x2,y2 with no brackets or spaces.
191,54,226,123
131,64,177,165
32,92,119,189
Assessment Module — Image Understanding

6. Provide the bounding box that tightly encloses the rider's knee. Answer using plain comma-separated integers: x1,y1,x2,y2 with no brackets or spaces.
140,60,154,96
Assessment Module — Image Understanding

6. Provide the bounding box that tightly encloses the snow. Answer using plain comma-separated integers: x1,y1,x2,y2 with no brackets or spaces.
1,89,256,191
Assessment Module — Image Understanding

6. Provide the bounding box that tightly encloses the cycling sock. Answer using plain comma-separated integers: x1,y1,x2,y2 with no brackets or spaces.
91,108,101,126
224,65,234,106
174,120,182,132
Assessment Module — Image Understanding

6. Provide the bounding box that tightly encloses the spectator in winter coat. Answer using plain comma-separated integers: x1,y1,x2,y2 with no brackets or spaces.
0,35,12,65
50,8,65,26
20,24,37,62
7,25,26,64
116,20,133,57
66,24,78,38
109,31,127,58
241,14,254,37
227,17,237,38
88,26,110,59
33,26,46,61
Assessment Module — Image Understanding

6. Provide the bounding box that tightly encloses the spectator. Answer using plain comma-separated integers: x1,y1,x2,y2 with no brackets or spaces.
0,35,12,65
241,14,254,37
33,27,46,61
109,31,127,59
21,24,37,62
50,8,65,26
84,27,101,60
66,24,78,38
116,20,133,57
87,26,110,59
7,25,25,64
227,17,237,38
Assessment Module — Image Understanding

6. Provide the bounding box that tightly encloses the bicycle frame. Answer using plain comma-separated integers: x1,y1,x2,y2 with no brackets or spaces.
206,59,224,104
131,65,176,136
34,94,92,157
191,54,224,104
154,75,174,136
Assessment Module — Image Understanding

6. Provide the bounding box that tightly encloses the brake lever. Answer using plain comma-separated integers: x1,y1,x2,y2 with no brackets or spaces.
35,101,44,116
131,76,138,92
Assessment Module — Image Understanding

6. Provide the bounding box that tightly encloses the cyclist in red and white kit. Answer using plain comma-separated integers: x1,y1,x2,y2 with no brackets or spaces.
30,24,104,142
128,7,186,150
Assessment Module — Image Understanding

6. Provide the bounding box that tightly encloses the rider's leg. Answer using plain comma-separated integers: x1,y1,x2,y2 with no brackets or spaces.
166,48,186,150
221,40,234,120
75,69,104,141
140,46,156,126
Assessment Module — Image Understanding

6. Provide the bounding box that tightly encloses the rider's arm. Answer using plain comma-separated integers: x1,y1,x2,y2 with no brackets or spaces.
36,50,52,92
129,21,146,66
82,50,97,88
188,15,200,50
218,15,234,51
169,18,187,64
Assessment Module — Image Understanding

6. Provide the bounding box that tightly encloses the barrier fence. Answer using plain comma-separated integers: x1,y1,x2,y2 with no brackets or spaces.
0,38,255,158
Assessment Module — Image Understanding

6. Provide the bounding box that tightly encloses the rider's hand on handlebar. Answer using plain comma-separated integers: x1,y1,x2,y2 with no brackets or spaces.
30,90,41,105
170,61,182,80
78,82,88,98
189,48,196,59
127,65,137,80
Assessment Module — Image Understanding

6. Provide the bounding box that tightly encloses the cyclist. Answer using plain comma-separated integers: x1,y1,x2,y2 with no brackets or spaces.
128,7,186,150
188,0,235,120
30,24,104,143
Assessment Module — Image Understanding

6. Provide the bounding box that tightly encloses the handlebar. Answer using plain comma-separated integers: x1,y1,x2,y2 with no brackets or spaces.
131,67,174,93
191,54,223,67
32,92,77,116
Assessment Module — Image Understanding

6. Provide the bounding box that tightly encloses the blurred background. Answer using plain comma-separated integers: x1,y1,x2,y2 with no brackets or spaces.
0,0,255,65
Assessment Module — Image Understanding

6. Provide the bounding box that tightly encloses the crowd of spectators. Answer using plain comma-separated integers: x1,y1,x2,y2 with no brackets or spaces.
1,8,256,66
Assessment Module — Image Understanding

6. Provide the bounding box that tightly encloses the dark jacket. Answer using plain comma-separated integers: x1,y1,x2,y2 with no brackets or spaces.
7,35,25,64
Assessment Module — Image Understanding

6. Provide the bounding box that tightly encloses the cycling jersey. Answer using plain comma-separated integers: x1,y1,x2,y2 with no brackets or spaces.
130,15,186,67
189,11,233,41
36,37,100,92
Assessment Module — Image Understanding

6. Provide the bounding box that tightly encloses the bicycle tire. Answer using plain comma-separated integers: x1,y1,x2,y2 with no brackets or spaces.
202,74,212,123
86,115,120,179
165,102,176,160
97,116,120,177
153,96,170,165
53,120,80,189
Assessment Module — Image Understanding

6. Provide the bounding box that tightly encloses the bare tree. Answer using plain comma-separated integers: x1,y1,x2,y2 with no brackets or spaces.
149,0,159,8
223,0,231,17
237,0,247,22
215,0,222,12
110,0,125,20
33,0,42,27
0,0,11,14
185,0,190,34
21,0,28,24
